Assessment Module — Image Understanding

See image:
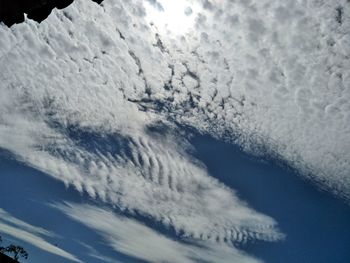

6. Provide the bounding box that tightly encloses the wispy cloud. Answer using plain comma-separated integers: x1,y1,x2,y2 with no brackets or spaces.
0,209,81,262
0,209,53,238
56,202,264,263
78,242,123,263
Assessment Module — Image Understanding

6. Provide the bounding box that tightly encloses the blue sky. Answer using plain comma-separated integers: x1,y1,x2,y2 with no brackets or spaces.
190,133,350,263
0,149,141,263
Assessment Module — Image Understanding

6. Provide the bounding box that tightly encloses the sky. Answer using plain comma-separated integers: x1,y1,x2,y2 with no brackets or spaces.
0,0,350,262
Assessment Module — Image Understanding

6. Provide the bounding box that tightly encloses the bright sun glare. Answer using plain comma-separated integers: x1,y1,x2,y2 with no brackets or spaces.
144,0,197,35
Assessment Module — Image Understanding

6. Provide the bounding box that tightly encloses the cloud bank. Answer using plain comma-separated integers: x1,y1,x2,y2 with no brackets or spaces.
1,0,348,198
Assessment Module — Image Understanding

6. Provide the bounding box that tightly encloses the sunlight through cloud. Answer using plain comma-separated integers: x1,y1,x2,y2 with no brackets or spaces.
144,0,198,35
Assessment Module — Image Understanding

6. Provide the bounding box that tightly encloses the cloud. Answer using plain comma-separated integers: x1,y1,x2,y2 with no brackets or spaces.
145,0,164,12
78,242,123,263
0,209,81,262
0,0,283,245
0,0,349,260
0,121,282,244
56,202,263,263
0,209,53,238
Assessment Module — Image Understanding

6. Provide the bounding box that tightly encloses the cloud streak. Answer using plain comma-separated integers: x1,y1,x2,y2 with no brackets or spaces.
56,202,264,263
0,209,81,262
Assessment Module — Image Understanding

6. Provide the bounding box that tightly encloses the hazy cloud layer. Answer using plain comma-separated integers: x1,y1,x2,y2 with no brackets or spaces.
0,209,81,262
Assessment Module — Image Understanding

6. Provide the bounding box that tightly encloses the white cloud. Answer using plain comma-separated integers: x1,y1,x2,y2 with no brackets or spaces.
0,209,81,262
1,0,348,199
78,242,123,263
0,0,283,245
5,125,281,244
56,202,263,263
0,209,53,238
1,0,349,260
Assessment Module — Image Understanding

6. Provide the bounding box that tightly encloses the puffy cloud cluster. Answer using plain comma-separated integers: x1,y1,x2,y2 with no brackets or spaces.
188,0,350,198
143,0,350,198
